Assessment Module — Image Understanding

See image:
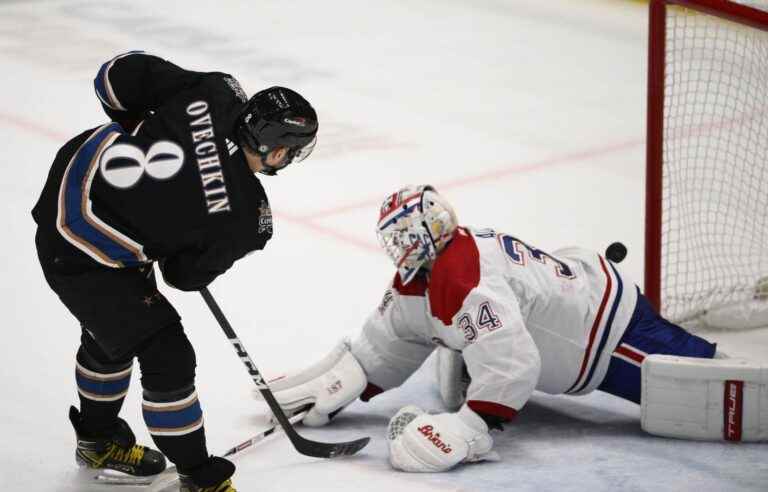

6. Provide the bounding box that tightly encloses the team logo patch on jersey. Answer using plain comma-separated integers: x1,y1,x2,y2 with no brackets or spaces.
258,200,273,234
224,76,247,103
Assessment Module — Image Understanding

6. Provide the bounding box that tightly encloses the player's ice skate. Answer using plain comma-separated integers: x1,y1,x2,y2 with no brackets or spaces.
176,456,236,492
69,406,166,483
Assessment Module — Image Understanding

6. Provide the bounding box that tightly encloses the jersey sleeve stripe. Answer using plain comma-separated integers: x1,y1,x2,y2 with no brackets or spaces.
131,119,145,136
94,50,144,111
564,256,612,393
56,123,148,267
467,400,518,421
566,256,625,394
572,260,625,393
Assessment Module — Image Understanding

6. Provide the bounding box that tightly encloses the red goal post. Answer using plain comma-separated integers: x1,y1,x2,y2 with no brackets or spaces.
645,0,768,330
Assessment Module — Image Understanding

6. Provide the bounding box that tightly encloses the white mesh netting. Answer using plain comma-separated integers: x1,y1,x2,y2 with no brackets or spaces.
662,1,768,329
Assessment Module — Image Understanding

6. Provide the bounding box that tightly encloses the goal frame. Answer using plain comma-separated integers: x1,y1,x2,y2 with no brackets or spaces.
644,0,768,312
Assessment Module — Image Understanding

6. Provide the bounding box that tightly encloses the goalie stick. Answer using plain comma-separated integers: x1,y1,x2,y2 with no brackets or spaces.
199,287,370,459
92,411,308,488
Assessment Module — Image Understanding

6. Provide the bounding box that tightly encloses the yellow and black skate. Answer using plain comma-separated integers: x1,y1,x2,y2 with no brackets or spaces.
69,406,166,477
179,456,237,492
179,477,236,492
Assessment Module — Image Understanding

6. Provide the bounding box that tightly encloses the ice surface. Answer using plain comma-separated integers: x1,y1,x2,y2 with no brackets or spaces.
0,0,765,490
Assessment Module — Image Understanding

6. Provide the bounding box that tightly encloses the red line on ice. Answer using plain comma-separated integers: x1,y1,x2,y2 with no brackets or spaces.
299,137,643,221
0,112,69,141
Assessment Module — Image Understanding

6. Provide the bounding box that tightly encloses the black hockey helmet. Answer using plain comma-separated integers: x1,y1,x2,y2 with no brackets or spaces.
236,86,318,175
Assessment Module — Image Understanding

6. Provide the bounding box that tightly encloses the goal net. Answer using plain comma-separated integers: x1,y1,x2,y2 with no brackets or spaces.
645,0,768,330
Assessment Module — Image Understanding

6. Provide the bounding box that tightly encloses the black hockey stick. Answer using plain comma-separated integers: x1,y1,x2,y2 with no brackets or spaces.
199,287,370,458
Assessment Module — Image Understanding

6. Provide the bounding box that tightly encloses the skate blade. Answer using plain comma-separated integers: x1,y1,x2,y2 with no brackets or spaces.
92,468,156,486
74,454,156,486
144,465,180,492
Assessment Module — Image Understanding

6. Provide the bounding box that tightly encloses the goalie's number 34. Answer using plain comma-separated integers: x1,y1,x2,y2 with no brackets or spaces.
458,302,502,342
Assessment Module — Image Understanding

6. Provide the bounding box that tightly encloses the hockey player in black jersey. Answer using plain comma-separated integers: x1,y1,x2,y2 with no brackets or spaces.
32,51,318,492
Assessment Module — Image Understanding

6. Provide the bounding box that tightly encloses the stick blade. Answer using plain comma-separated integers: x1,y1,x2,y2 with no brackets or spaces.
296,435,371,459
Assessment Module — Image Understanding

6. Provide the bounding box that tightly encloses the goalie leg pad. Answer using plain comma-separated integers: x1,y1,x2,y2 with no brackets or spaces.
641,354,768,442
255,339,367,426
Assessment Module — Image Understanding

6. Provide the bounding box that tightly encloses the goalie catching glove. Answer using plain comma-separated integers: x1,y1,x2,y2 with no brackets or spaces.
387,404,498,473
254,339,367,426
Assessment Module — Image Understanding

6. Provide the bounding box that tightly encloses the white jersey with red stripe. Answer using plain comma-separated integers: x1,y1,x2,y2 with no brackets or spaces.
350,226,638,420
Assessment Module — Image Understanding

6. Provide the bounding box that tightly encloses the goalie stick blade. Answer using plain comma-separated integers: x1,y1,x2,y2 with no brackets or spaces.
291,433,371,458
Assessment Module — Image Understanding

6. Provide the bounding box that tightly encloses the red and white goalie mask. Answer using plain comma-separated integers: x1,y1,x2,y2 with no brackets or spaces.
376,185,458,284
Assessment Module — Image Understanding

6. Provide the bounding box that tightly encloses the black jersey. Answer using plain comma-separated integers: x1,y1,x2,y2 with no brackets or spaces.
32,52,272,290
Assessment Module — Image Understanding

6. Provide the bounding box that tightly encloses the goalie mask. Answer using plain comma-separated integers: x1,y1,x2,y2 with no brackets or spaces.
236,86,318,175
377,185,458,285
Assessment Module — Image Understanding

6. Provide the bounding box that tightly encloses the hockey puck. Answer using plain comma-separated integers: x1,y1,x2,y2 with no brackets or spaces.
605,242,627,263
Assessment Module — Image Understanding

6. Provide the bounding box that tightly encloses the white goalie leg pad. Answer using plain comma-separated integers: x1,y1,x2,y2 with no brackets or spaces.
436,347,470,412
254,338,367,426
641,354,768,442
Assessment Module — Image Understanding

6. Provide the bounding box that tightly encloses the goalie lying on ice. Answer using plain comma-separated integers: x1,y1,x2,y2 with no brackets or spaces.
257,185,768,473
